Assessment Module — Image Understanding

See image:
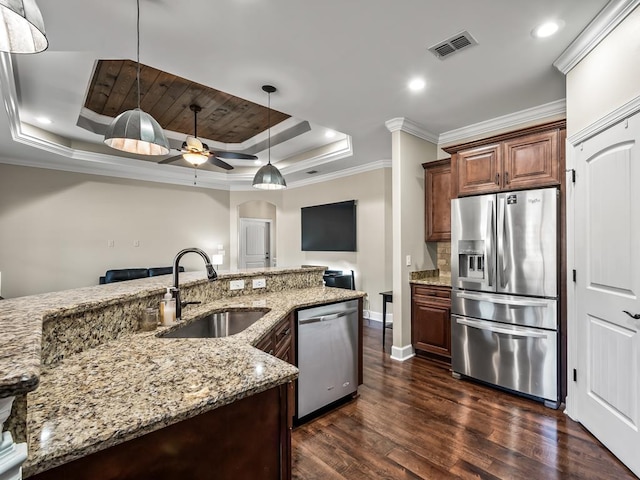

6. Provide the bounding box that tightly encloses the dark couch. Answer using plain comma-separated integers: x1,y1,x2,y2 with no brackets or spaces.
99,266,184,285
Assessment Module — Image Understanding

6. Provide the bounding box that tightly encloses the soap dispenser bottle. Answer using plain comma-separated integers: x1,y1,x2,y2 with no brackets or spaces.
161,287,176,326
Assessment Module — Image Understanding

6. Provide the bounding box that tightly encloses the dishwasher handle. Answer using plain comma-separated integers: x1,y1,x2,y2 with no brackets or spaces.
298,308,358,325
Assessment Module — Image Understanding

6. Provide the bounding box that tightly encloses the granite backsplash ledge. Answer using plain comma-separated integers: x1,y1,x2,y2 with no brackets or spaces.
0,265,326,399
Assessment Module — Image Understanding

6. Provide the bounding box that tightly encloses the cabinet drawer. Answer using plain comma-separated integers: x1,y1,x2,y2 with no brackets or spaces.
256,334,275,356
274,317,293,351
412,285,451,300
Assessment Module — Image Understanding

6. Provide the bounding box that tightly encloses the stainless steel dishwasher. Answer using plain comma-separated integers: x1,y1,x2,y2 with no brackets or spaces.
296,299,359,419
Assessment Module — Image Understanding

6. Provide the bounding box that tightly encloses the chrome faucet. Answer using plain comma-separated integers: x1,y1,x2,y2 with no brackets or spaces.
172,247,218,320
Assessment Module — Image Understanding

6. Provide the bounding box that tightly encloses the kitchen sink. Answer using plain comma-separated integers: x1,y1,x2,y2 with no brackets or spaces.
160,309,268,338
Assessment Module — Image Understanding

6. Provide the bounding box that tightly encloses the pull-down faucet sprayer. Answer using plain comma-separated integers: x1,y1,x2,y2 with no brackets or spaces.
172,247,218,320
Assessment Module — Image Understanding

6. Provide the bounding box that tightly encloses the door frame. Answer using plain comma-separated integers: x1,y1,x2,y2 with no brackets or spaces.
238,217,274,269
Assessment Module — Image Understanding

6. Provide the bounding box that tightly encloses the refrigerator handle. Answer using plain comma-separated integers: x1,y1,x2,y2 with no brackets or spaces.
486,199,495,287
498,197,508,288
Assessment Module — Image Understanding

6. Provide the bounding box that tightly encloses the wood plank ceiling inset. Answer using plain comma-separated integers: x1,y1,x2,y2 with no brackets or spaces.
84,59,291,144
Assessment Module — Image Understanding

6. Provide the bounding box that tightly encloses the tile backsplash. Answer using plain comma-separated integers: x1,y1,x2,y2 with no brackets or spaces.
437,242,451,275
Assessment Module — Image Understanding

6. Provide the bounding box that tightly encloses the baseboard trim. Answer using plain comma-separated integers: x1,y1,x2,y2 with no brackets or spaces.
390,344,415,362
364,311,393,324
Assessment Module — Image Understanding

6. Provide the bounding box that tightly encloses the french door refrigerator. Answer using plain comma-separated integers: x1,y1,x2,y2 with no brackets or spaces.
450,187,559,408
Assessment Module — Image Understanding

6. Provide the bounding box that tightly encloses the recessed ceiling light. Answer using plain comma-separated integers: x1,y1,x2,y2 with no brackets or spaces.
532,21,563,38
254,160,262,166
408,78,426,91
36,116,52,125
325,130,336,139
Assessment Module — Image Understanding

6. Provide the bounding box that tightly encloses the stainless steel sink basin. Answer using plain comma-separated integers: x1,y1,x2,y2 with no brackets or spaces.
160,309,268,338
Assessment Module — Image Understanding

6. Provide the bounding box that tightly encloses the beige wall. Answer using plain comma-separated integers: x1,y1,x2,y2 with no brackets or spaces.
0,164,230,298
567,5,640,137
391,130,438,353
277,168,391,315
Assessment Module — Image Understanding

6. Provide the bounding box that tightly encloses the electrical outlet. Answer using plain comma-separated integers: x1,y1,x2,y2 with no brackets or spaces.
133,240,140,247
107,240,114,248
252,278,266,289
229,279,245,290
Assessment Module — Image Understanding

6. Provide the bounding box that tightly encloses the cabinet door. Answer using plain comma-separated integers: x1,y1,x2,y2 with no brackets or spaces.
411,285,452,362
455,144,501,196
412,301,451,359
502,129,559,189
424,159,451,241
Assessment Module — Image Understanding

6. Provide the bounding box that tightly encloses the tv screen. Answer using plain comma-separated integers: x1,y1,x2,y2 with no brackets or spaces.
301,200,357,252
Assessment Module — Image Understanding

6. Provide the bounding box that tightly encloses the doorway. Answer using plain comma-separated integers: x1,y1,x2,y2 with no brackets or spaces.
239,218,273,268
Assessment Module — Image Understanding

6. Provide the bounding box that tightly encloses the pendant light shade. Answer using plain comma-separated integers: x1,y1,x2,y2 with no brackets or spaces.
253,85,286,190
0,0,48,54
104,108,169,155
103,0,169,156
253,162,287,190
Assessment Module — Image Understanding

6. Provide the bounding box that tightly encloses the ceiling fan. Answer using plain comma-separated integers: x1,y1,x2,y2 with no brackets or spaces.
158,104,258,170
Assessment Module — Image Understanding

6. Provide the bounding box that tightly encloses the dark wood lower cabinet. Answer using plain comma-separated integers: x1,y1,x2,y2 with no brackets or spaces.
411,284,452,363
30,384,293,480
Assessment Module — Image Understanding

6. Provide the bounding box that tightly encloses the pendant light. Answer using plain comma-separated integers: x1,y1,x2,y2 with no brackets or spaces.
103,0,169,156
252,85,287,190
0,0,48,54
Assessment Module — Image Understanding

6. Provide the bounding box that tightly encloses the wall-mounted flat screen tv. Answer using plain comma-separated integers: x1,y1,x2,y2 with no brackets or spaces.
301,200,357,252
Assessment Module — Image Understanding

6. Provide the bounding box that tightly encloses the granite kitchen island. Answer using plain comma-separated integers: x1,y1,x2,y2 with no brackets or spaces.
0,266,365,479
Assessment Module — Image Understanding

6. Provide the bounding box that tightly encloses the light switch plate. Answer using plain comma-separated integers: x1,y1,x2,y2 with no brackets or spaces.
229,279,245,290
406,255,412,266
252,278,266,289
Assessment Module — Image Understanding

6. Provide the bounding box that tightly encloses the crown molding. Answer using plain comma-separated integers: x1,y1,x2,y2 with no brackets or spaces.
284,159,391,190
385,118,439,144
554,0,640,74
281,136,354,175
438,99,566,147
567,94,640,146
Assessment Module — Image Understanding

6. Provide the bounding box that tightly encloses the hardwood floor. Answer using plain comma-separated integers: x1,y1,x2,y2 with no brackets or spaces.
291,323,636,479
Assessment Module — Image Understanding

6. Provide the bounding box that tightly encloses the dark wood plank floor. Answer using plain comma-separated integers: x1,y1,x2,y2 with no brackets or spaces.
292,323,636,479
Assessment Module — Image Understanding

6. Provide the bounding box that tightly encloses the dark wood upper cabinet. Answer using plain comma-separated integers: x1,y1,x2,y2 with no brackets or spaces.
454,144,501,196
445,120,566,197
423,158,452,241
502,129,559,189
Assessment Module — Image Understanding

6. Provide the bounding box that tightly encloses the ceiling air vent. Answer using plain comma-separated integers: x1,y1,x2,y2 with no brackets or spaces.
428,30,478,59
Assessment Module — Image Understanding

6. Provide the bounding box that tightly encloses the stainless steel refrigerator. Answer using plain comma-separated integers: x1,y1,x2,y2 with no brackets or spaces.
450,187,559,407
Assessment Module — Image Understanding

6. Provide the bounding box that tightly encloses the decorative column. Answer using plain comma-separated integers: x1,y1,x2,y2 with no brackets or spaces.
0,397,27,480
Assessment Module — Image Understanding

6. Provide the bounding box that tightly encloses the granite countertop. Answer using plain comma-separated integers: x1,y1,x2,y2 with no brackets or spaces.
409,269,451,287
22,285,365,477
0,266,325,398
410,276,452,287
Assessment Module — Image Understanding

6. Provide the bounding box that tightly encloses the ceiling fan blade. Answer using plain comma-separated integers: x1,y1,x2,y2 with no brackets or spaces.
209,156,234,170
213,151,258,160
158,155,183,165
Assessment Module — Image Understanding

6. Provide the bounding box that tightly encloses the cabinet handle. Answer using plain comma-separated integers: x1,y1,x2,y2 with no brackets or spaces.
505,171,509,184
623,310,640,319
280,327,291,337
495,173,499,185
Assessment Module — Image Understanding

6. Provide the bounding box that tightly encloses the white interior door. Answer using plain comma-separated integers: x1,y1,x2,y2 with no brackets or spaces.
239,218,271,268
574,114,640,477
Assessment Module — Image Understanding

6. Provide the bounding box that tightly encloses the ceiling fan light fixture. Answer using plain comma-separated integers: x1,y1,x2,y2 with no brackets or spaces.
103,0,169,156
182,151,208,166
253,85,287,190
0,0,48,54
